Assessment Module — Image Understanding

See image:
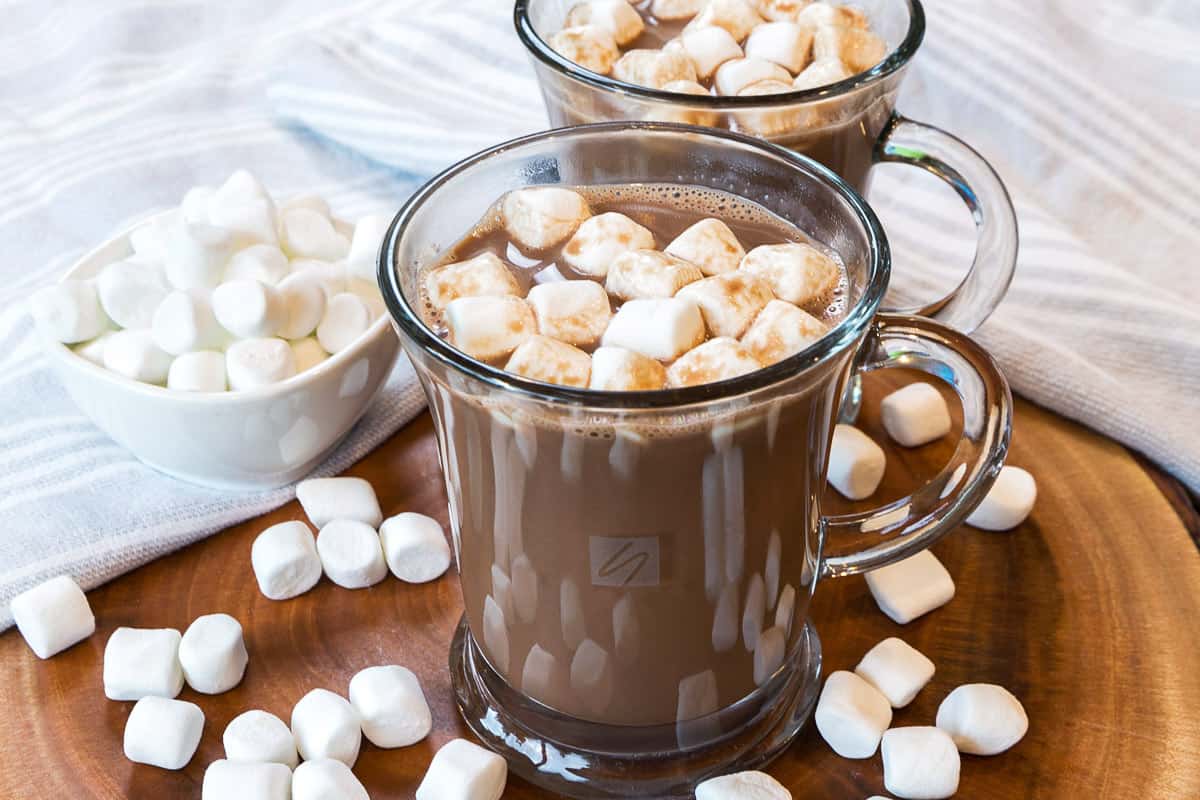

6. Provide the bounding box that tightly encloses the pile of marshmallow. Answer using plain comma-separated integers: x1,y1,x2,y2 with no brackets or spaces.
550,0,886,99
433,186,839,390
29,170,392,393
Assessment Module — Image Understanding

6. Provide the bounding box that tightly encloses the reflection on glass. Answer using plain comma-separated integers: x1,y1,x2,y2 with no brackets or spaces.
742,572,766,653
483,594,510,675
711,581,739,653
612,593,640,665
560,577,586,652
570,639,614,716
753,625,786,687
511,553,539,625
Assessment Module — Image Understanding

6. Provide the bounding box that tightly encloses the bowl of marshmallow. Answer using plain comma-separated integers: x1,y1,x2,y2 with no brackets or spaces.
29,170,400,490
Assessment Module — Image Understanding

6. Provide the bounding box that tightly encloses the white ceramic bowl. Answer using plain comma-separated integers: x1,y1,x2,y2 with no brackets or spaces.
42,212,401,491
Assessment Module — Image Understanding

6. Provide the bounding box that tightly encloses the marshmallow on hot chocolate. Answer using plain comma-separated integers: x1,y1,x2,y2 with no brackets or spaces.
855,637,935,709
251,520,323,600
696,771,791,800
549,25,622,76
561,212,655,278
865,549,955,624
425,252,521,311
10,575,95,659
224,244,290,286
613,48,699,89
103,330,174,384
686,0,765,42
751,0,809,21
29,280,109,344
745,21,814,73
741,299,827,365
503,187,591,252
813,23,887,74
416,738,508,800
349,665,432,748
936,683,1029,756
505,335,592,388
798,1,869,28
827,423,885,500
651,0,705,19
814,670,892,758
527,280,613,347
223,709,299,768
667,337,763,387
293,759,369,800
881,382,952,447
881,727,961,800
97,260,169,330
565,0,645,46
179,613,248,695
166,221,235,290
280,208,349,262
446,296,536,362
380,512,452,583
665,218,746,277
966,465,1037,531
714,57,792,95
793,57,852,90
673,25,744,80
676,272,774,338
589,346,668,391
104,626,184,701
123,696,205,770
202,760,292,800
602,296,706,361
291,688,362,767
740,242,840,306
298,476,383,528
224,338,296,390
736,79,805,135
606,249,704,300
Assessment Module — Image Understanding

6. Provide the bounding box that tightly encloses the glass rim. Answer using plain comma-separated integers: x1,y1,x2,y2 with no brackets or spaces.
378,122,890,410
513,0,925,109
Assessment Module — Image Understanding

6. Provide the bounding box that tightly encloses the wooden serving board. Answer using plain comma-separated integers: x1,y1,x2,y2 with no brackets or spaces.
2,374,1198,799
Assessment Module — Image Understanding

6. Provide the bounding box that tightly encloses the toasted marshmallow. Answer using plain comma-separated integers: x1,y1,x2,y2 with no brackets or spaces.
589,346,667,390
601,297,705,361
280,208,350,261
745,21,813,73
425,252,521,311
562,212,655,278
565,0,645,45
96,260,169,330
676,272,774,338
665,218,746,276
527,280,612,347
685,0,765,42
613,48,699,89
650,80,720,126
792,56,852,89
740,242,840,306
606,249,703,300
651,0,704,19
29,280,109,344
750,0,809,21
881,727,961,800
936,683,1029,756
667,337,762,387
675,25,744,80
503,187,591,252
864,549,955,625
714,56,791,95
741,299,827,365
505,335,592,387
445,295,536,362
736,79,805,134
549,25,621,76
224,244,290,285
813,23,887,73
797,1,869,29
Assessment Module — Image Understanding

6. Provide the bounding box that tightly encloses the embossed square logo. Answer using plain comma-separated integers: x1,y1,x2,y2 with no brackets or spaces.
589,536,660,587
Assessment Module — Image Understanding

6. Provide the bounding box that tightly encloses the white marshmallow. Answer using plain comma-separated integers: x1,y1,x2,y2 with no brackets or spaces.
130,216,173,262
96,260,169,329
570,638,615,714
813,23,887,74
346,213,392,283
880,727,961,800
74,331,114,365
589,345,667,390
225,244,291,285
565,0,645,45
445,295,536,362
745,21,814,73
741,299,827,365
735,79,804,134
291,260,348,299
316,291,371,354
123,696,205,770
750,0,809,21
651,0,704,19
714,57,791,95
606,249,704,300
291,336,330,373
936,683,1028,755
612,48,699,89
281,193,332,219
276,271,329,340
181,187,216,224
527,280,612,347
561,212,655,278
293,759,370,800
179,612,248,694
696,770,792,800
223,709,299,768
210,196,279,248
10,575,94,659
280,208,350,261
814,670,892,758
349,664,432,748
210,169,273,207
792,56,852,90
225,337,297,390
827,424,886,500
601,296,705,361
30,280,109,344
864,550,955,624
425,252,520,311
665,218,746,277
677,272,774,338
880,383,952,447
103,626,184,701
686,0,765,41
675,25,744,80
103,330,174,384
754,624,786,686
213,279,286,339
298,476,384,528
380,512,452,583
251,520,323,600
549,25,621,76
668,336,762,387
966,465,1037,531
152,289,224,355
291,688,362,767
416,738,507,800
503,187,591,252
855,637,935,709
166,221,235,289
740,242,840,307
316,519,388,589
166,349,226,393
651,78,720,126
202,760,292,800
505,335,592,388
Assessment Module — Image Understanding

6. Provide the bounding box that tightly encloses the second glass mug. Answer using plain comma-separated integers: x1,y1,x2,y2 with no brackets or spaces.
379,124,1012,798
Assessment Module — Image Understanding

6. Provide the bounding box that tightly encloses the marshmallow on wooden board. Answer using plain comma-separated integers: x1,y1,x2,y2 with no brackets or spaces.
966,465,1037,531
673,25,744,80
665,218,746,277
166,221,235,290
505,335,592,388
152,289,224,356
565,0,645,45
293,759,370,800
179,613,248,694
601,296,706,361
561,212,656,278
103,626,184,701
123,696,204,770
416,738,508,800
291,259,348,299
695,770,792,800
290,336,330,373
225,244,290,285
280,208,350,261
589,345,667,390
714,57,791,96
298,476,383,528
103,330,174,384
30,280,109,343
613,48,699,89
96,260,169,329
855,637,935,709
202,760,292,800
346,213,392,283
223,709,299,768
212,279,286,339
880,726,961,800
814,670,892,758
10,575,94,659
380,512,452,583
251,520,323,600
793,57,852,90
316,519,388,589
686,0,765,41
425,252,521,311
349,664,433,748
741,299,827,365
745,21,814,73
527,280,612,347
316,292,371,354
880,382,952,447
651,0,704,19
549,25,621,76
606,249,704,300
750,0,809,21
677,272,774,338
503,187,591,252
291,688,362,767
225,338,297,390
275,271,328,340
667,337,762,388
812,23,887,74
445,295,536,362
936,683,1028,755
827,424,886,500
864,549,955,624
740,242,840,306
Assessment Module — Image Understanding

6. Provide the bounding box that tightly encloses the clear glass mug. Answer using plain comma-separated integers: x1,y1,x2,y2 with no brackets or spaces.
514,0,1019,418
379,123,1012,798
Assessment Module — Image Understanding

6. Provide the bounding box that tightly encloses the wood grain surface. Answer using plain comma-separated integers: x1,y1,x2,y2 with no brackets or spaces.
2,375,1198,800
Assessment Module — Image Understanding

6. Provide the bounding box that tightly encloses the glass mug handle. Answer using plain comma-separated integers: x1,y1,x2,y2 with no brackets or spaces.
819,312,1013,579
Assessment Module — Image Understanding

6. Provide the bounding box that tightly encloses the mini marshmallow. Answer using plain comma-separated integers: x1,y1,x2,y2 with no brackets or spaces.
613,48,698,89
650,79,721,127
527,280,612,347
936,683,1028,755
276,271,328,339
123,696,204,770
505,335,592,387
792,57,852,90
814,670,892,759
674,25,744,80
291,688,362,767
754,624,786,686
855,637,935,709
346,213,392,283
665,218,746,277
297,476,383,528
797,2,869,28
502,187,591,252
966,465,1037,531
812,23,887,74
166,221,235,289
606,249,704,300
74,331,114,365
225,244,290,285
280,208,350,261
565,0,645,45
316,292,371,354
741,299,827,365
561,212,655,278
425,252,521,311
379,512,452,583
445,295,536,361
293,759,369,800
291,259,348,299
349,665,432,748
751,0,809,21
549,25,621,76
202,760,292,800
30,280,109,344
416,738,508,800
181,187,216,224
291,336,330,372
667,337,762,387
686,0,765,41
282,193,332,218
251,520,323,600
745,21,814,73
213,279,286,339
880,727,961,800
179,613,248,694
651,0,704,19
167,350,226,392
827,424,886,500
316,519,388,589
735,79,805,134
210,196,278,248
570,638,615,714
10,575,94,659
864,549,955,624
152,289,224,355
130,216,172,262
601,296,706,361
695,770,791,800
589,345,667,390
225,337,297,390
224,709,299,768
880,382,952,447
96,260,169,329
103,626,184,701
103,330,174,384
740,242,840,306
714,57,791,95
677,272,774,338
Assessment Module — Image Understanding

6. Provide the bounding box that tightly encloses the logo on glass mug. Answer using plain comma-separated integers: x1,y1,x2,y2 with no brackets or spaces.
589,536,660,587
